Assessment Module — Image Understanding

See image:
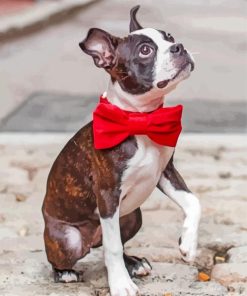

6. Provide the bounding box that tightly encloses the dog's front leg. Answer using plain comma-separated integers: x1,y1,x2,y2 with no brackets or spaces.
158,158,201,262
100,206,139,296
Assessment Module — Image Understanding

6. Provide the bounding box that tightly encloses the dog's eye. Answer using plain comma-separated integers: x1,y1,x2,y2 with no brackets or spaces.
139,45,153,58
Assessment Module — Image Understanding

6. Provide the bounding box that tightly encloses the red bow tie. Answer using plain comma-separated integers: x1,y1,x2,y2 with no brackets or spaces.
93,96,183,149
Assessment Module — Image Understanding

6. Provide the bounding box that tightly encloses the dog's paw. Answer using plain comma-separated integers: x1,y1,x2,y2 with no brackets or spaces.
133,258,152,277
179,230,198,262
53,269,80,283
124,254,152,278
109,275,139,296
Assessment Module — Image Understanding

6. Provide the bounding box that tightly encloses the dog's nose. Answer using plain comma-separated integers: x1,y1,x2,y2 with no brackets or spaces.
170,43,184,55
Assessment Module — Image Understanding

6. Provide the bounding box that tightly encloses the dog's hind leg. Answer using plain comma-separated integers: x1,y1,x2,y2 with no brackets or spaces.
157,157,201,262
120,208,152,278
44,219,95,283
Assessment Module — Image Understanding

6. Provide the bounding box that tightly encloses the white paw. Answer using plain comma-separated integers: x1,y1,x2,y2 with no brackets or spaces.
135,265,150,276
179,228,198,262
132,258,152,276
109,275,139,296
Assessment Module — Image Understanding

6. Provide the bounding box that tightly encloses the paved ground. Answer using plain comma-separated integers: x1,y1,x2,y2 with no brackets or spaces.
0,133,246,296
0,92,246,133
0,0,246,122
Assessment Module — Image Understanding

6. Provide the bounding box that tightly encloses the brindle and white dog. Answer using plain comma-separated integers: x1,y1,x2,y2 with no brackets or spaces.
42,6,201,296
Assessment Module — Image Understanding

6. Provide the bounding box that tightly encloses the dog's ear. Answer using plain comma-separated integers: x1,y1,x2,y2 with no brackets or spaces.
130,5,143,33
79,28,118,69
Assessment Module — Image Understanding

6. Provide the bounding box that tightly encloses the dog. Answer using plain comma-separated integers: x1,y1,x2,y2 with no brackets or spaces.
42,6,201,296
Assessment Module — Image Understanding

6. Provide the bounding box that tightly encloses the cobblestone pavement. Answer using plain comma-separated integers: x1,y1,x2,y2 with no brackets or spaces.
0,133,246,296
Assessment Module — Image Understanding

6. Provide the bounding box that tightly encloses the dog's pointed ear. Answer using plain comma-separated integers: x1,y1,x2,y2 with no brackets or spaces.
130,5,143,33
79,28,118,69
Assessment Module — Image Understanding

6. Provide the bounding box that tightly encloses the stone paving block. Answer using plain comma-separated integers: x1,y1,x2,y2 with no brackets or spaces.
227,282,247,296
197,197,247,227
126,224,180,249
211,263,247,285
227,246,247,263
199,223,247,250
0,167,29,187
0,236,43,255
142,210,183,226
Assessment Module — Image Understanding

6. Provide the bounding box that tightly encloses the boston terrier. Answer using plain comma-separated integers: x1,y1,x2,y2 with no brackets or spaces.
42,6,201,296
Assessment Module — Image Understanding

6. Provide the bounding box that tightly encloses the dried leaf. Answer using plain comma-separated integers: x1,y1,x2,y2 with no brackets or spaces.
15,193,28,202
198,272,210,282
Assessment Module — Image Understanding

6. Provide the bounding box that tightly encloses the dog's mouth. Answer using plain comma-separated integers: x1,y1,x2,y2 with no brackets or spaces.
157,61,194,89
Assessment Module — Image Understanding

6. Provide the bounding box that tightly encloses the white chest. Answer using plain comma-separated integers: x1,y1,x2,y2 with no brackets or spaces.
119,135,174,217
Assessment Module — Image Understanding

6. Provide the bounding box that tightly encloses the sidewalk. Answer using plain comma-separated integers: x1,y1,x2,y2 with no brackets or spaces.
0,0,98,39
0,133,246,295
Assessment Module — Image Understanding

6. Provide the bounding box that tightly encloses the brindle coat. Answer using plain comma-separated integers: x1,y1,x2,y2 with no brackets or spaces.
42,6,198,287
42,121,140,268
42,122,188,271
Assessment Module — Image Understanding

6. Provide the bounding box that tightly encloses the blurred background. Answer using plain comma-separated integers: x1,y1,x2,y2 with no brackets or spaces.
0,0,246,132
0,1,246,295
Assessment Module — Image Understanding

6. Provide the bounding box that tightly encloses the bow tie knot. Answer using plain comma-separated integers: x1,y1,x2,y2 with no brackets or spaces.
128,113,149,135
93,96,183,149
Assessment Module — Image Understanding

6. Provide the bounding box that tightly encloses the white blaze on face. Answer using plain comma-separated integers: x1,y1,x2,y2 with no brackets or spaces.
132,28,176,83
131,28,191,89
107,28,193,113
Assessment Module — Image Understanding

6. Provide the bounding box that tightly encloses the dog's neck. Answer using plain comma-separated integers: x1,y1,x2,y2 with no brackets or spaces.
105,80,165,112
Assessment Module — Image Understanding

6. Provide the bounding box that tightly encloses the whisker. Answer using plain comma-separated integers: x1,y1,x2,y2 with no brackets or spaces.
190,52,200,55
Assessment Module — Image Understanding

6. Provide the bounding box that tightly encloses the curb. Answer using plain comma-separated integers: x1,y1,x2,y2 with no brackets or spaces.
0,0,99,42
